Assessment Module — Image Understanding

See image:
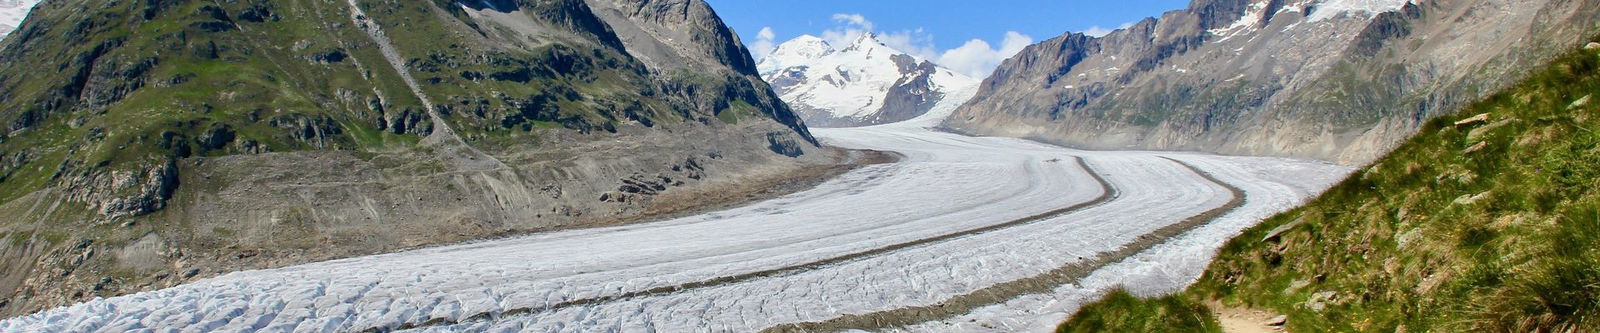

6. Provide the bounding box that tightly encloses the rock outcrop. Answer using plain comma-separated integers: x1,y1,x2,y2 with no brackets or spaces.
946,0,1600,164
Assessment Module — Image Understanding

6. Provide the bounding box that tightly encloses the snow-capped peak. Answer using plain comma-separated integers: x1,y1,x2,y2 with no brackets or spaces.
758,33,979,127
780,35,834,57
758,34,833,74
841,32,890,52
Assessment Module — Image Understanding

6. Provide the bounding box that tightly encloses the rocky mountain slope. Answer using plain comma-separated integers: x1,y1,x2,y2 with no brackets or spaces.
1063,38,1600,333
0,0,39,38
946,0,1600,164
0,0,833,318
758,33,978,127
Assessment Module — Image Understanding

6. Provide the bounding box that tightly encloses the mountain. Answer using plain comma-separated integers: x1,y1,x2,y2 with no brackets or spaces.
1063,37,1600,332
758,33,979,127
0,0,831,317
946,0,1600,164
0,0,39,38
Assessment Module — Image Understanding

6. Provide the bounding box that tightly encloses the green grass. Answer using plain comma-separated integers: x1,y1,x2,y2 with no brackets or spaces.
6,230,33,247
1063,39,1600,332
717,100,759,125
0,0,400,207
1059,289,1222,333
0,0,803,274
0,1,808,315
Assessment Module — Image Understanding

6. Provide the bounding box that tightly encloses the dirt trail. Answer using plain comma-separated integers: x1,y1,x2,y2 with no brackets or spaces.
1212,301,1286,333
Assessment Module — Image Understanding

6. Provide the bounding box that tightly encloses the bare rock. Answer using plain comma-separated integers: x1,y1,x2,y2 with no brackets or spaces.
1264,315,1288,326
1467,119,1514,141
61,160,181,221
1453,191,1490,205
1281,279,1314,296
941,0,1600,164
1587,42,1600,50
598,192,629,203
1396,228,1422,250
1455,113,1491,127
1570,95,1592,110
1261,216,1307,243
1306,291,1338,312
1463,141,1488,154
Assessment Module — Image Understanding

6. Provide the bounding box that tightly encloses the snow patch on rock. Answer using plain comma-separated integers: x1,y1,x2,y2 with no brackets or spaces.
1209,1,1275,41
1308,0,1413,22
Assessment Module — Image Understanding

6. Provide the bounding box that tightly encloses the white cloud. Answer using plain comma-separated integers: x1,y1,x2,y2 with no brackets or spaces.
878,28,941,60
1083,26,1115,37
758,26,776,41
937,31,1034,77
751,27,777,60
819,13,874,48
830,13,873,31
1081,22,1136,38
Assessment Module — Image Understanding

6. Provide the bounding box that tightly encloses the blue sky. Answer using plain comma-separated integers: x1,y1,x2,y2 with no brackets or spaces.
705,0,1190,76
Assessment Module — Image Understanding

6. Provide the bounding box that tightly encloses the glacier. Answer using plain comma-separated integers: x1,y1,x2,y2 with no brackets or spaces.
0,0,40,39
1,101,1350,332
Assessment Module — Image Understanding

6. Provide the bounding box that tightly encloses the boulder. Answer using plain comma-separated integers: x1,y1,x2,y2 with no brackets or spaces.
1306,291,1339,312
1261,216,1307,242
1453,192,1490,205
1570,95,1592,110
1454,113,1491,127
1264,315,1288,326
1467,119,1514,141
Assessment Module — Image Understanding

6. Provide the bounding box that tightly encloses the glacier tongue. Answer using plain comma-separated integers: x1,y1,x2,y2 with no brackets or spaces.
0,0,41,39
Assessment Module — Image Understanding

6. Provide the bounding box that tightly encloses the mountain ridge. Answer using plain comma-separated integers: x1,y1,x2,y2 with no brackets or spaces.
758,32,979,127
946,0,1600,165
1063,35,1600,333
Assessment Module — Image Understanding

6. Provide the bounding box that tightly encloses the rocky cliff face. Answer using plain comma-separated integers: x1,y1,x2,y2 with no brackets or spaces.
758,34,979,127
0,0,831,317
946,0,1600,164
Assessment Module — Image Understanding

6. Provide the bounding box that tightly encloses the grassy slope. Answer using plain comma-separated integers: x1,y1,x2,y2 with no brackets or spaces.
0,0,777,213
0,1,418,204
0,0,809,317
1061,289,1223,333
1061,40,1600,332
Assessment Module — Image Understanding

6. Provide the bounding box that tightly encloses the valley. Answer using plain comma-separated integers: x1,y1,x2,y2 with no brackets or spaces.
0,111,1347,331
2,0,1596,331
